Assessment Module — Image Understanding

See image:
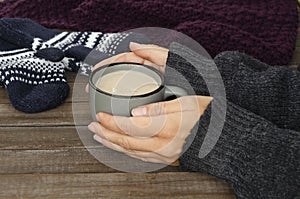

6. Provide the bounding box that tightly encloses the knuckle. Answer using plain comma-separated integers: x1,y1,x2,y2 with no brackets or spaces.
123,52,134,60
120,119,133,134
117,137,131,149
150,102,166,115
101,113,112,125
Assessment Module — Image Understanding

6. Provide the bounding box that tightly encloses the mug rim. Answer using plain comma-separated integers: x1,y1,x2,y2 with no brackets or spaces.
89,62,165,98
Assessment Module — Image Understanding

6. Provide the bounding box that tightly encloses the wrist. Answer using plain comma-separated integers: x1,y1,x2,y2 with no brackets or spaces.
196,96,213,116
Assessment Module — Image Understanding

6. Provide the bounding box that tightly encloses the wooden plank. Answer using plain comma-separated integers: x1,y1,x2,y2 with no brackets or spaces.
69,80,89,103
0,173,234,199
0,89,8,104
0,102,90,127
0,148,116,174
66,71,83,83
0,127,82,149
0,126,180,174
0,147,180,174
66,71,89,103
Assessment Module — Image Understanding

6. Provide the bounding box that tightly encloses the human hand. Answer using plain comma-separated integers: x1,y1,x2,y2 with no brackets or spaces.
93,42,169,74
88,95,213,166
86,42,169,93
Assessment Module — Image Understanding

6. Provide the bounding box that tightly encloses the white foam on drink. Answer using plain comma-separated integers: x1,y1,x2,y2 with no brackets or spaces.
96,70,160,96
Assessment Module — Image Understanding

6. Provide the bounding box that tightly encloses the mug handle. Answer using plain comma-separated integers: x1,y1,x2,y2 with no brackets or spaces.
164,85,187,100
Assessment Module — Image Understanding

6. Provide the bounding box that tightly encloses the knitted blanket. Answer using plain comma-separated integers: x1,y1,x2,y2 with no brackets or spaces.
0,0,298,66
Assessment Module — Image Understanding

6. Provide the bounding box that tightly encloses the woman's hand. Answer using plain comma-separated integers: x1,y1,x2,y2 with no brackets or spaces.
93,42,169,74
88,42,212,165
86,42,169,93
88,95,212,165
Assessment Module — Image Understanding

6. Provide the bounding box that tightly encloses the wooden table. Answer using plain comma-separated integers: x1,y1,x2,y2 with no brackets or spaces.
1,18,300,199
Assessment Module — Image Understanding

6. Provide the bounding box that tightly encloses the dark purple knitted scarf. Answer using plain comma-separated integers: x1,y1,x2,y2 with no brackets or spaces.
0,0,298,65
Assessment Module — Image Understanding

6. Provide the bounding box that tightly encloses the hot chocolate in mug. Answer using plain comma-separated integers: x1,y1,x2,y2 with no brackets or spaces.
89,62,187,119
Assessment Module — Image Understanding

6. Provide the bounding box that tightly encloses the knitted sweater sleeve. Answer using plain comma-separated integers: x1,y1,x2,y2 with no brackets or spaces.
213,51,300,131
167,43,300,199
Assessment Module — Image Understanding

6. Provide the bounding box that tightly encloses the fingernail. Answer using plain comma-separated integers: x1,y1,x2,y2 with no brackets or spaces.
96,112,102,121
88,123,97,132
93,134,103,143
130,42,142,50
132,107,147,116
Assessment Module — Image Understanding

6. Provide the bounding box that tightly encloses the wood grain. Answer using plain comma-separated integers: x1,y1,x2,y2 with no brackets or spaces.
4,10,300,198
0,148,181,174
0,126,180,174
0,89,8,104
66,71,80,83
0,127,82,149
0,173,234,199
0,102,90,127
0,148,115,174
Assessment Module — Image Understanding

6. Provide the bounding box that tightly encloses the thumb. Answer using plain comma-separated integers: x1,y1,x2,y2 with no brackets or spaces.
129,42,169,66
131,97,183,117
131,96,213,117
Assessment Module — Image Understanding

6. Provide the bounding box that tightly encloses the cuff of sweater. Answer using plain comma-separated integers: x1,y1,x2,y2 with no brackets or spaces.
179,100,262,178
179,99,299,197
166,42,222,96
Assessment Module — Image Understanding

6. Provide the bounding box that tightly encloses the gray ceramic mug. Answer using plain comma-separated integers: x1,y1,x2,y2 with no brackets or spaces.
89,62,187,119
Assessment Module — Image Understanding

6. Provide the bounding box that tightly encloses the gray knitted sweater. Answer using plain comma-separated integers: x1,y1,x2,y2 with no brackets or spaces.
167,43,300,199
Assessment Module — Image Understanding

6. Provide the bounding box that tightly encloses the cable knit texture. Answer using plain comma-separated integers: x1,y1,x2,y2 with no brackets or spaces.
168,44,300,132
167,43,300,198
180,103,300,199
214,51,300,132
0,0,298,66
